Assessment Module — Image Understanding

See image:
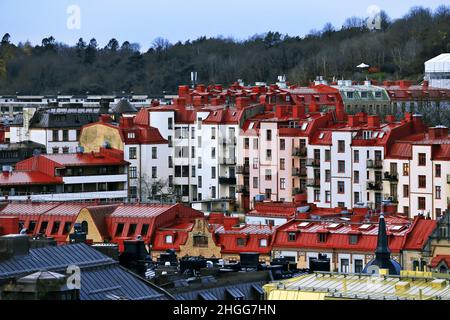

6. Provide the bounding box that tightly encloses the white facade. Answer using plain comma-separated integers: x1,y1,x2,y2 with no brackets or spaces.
425,53,450,89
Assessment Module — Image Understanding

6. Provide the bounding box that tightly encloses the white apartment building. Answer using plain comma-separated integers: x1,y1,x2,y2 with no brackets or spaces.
384,125,450,219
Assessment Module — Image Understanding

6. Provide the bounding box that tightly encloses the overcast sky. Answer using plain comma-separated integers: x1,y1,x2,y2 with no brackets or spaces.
0,0,447,49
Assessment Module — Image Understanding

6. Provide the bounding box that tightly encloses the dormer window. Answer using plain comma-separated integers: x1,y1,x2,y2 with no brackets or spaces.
259,239,268,247
127,132,136,139
165,234,173,244
237,238,246,246
349,234,359,245
288,232,297,242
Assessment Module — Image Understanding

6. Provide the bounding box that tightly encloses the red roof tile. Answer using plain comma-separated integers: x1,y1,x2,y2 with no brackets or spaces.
0,172,62,186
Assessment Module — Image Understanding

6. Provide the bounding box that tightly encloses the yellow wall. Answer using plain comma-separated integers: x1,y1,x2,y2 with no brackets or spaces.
79,124,125,152
66,208,106,243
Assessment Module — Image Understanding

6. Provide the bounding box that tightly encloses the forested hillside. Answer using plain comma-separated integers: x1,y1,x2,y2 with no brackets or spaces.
0,5,449,95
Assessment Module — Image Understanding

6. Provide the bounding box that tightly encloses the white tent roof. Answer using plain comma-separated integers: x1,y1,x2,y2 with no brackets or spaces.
425,53,450,73
356,63,370,68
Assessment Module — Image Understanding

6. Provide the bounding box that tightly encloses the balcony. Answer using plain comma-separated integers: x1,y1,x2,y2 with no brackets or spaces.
236,185,249,195
292,188,302,196
384,195,398,203
236,165,249,175
367,181,383,191
292,147,307,157
383,171,398,181
220,158,236,165
367,159,383,169
306,178,321,188
306,158,321,167
220,137,237,145
292,167,307,177
219,177,237,185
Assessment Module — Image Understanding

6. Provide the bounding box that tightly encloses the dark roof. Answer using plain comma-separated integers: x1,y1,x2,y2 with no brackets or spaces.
0,243,173,300
29,109,100,129
111,99,137,114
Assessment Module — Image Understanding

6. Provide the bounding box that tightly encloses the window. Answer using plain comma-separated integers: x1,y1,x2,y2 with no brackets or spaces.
280,158,285,170
141,224,149,236
63,222,72,235
128,224,137,237
436,208,442,217
39,221,48,234
338,140,345,153
349,235,358,245
52,130,59,142
191,165,196,178
340,259,350,273
280,178,286,190
436,186,442,200
253,158,258,169
211,127,216,140
418,197,426,210
288,232,296,242
338,181,345,194
165,234,173,244
436,164,441,178
325,170,331,182
152,147,157,159
115,223,124,237
418,175,426,188
237,238,246,246
198,176,202,188
265,189,271,199
51,221,61,235
354,192,360,204
253,138,258,150
325,150,331,162
266,149,272,160
325,191,331,203
152,166,157,179
318,233,327,243
168,117,173,129
338,160,345,173
244,138,249,149
168,135,173,147
191,146,195,158
404,206,409,215
127,132,136,139
253,177,258,189
62,147,69,154
259,239,268,247
354,171,359,184
280,139,285,150
403,163,409,176
314,190,320,202
52,147,59,154
211,147,216,159
418,153,426,166
191,127,195,139
129,147,137,159
62,130,69,141
130,187,137,199
265,169,272,181
193,235,208,247
129,167,137,179
168,156,173,168
354,259,363,273
266,130,272,141
211,167,216,179
354,150,359,163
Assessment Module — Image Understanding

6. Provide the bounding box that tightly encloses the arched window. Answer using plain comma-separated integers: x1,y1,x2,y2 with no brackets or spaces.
81,221,88,234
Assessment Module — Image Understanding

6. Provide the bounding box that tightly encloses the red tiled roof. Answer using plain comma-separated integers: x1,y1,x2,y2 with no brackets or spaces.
0,202,60,215
0,172,62,186
42,151,128,167
402,217,436,250
429,255,450,268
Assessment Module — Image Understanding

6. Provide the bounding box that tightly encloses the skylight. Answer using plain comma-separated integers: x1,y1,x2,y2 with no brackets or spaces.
373,132,379,138
378,132,385,138
298,222,311,228
249,122,255,129
390,225,405,232
319,133,325,139
359,224,372,230
327,223,342,229
301,123,308,131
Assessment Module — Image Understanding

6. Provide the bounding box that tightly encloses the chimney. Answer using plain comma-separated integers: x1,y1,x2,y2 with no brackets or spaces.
348,115,360,127
356,112,367,123
174,97,186,108
335,101,346,122
309,100,319,113
385,115,396,123
178,85,190,97
412,114,425,132
192,96,203,107
429,126,449,140
353,207,369,217
196,84,206,93
211,97,220,106
236,97,250,109
292,104,305,118
275,105,285,118
367,115,380,128
119,117,133,128
350,214,365,223
223,217,240,230
99,114,112,123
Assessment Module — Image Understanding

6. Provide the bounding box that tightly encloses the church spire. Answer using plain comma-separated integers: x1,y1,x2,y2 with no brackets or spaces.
375,213,391,260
